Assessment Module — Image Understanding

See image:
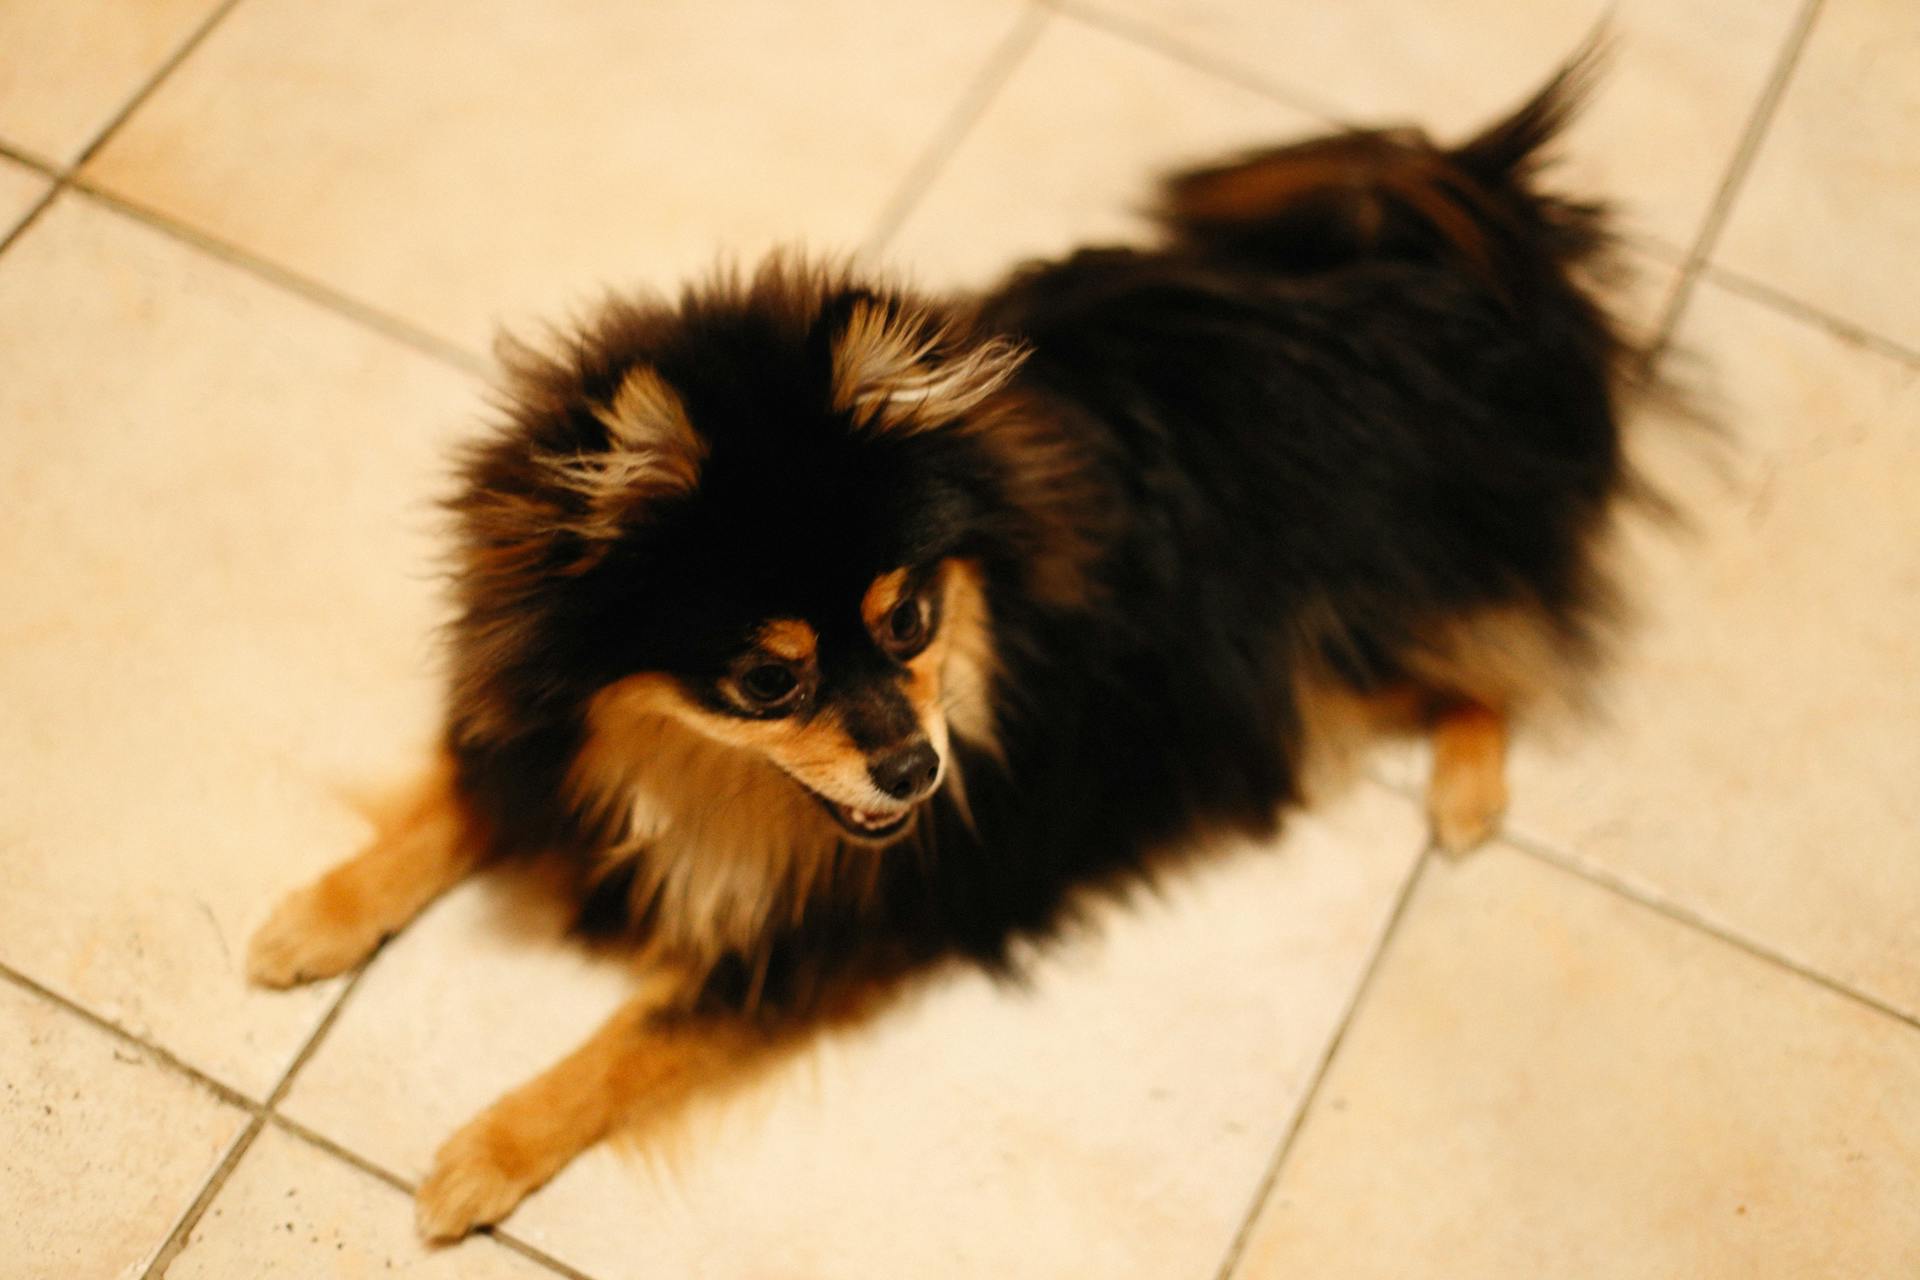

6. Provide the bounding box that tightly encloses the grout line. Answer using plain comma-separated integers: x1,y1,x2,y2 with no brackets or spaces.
71,0,253,172
0,138,61,177
268,1115,601,1280
0,0,250,261
1694,262,1920,369
267,1113,416,1196
861,2,1052,256
1364,767,1920,1036
1046,0,1345,123
1653,0,1825,348
1209,836,1432,1280
63,180,494,378
0,959,259,1114
264,966,370,1108
138,1113,271,1280
137,966,367,1279
466,1224,602,1280
0,183,69,260
1500,829,1920,1035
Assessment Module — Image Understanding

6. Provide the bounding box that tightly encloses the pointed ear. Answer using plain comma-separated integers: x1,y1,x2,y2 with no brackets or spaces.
830,298,1027,431
554,363,707,538
452,356,706,595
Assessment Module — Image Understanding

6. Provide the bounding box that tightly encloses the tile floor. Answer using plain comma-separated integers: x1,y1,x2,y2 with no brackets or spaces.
1,0,1915,1276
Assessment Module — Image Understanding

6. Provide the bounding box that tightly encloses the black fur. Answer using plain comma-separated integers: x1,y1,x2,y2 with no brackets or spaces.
444,56,1640,1018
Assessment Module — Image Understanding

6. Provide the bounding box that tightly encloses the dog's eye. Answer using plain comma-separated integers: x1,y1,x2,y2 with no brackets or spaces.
885,598,927,651
739,663,800,707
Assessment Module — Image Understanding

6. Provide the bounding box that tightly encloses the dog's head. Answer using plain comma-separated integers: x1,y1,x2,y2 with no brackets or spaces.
445,259,1091,847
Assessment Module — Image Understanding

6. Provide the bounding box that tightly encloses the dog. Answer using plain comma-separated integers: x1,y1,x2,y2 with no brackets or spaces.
248,50,1651,1239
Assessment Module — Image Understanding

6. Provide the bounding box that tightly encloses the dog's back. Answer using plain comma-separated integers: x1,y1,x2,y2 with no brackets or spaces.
935,52,1639,949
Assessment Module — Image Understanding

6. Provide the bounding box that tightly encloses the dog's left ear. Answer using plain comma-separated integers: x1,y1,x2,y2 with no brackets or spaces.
831,297,1027,432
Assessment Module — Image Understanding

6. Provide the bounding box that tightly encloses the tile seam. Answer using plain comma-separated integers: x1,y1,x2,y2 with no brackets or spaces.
267,1114,603,1280
1501,828,1920,1036
132,963,368,1278
71,0,255,172
1045,0,1345,122
136,1113,270,1280
1362,770,1920,1037
862,2,1052,255
61,179,495,378
0,138,60,176
1693,262,1920,369
1653,0,1826,348
1208,828,1433,1280
0,958,259,1112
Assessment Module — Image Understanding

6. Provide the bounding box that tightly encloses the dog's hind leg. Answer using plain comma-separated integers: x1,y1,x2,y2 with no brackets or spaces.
1426,700,1508,855
248,751,484,987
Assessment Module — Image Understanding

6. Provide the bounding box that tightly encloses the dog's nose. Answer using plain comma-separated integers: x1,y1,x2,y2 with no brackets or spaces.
869,740,940,801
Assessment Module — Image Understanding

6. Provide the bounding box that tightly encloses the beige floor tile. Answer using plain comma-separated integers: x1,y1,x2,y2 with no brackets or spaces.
1505,278,1920,1017
166,1125,555,1279
1234,846,1920,1278
84,0,1028,354
282,786,1423,1279
1715,0,1920,352
0,194,482,1097
0,0,225,167
1067,0,1802,249
0,156,52,238
0,980,249,1279
883,16,1319,290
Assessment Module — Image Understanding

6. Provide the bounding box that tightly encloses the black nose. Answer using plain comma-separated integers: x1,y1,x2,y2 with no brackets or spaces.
869,740,940,801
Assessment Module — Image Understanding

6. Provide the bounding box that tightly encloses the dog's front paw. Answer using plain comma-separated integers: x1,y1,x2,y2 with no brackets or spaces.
415,1117,542,1242
246,886,381,988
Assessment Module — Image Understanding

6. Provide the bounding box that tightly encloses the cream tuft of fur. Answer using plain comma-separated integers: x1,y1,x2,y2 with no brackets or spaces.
831,299,1026,431
542,366,707,541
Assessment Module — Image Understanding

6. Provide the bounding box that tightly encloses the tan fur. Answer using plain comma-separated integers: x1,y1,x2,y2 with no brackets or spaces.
572,678,852,963
755,618,817,664
538,364,708,549
860,567,912,632
565,560,997,971
939,560,1001,757
1293,596,1587,850
414,971,904,1240
1402,600,1596,717
415,988,771,1240
593,365,703,470
1291,676,1428,803
247,753,482,987
1427,701,1508,854
831,298,1027,432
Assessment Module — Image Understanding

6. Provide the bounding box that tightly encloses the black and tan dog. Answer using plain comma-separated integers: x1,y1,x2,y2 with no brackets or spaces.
250,53,1650,1238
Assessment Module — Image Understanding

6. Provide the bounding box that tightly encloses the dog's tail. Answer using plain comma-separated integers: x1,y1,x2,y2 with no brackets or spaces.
1154,41,1612,291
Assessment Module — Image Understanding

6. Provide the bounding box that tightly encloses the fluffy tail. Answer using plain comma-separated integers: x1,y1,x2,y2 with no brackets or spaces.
1155,41,1612,288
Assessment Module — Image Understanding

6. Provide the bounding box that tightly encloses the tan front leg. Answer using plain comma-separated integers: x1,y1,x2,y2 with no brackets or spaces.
248,753,483,987
414,995,775,1241
1427,701,1508,855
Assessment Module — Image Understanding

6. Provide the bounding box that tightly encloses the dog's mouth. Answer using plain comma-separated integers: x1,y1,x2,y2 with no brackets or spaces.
801,788,919,843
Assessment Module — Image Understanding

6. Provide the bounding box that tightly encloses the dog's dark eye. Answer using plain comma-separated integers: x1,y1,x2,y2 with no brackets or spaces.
739,663,800,707
881,596,934,658
887,599,924,646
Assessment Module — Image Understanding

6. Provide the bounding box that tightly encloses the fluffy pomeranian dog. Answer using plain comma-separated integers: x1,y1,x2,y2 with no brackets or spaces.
250,52,1650,1238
